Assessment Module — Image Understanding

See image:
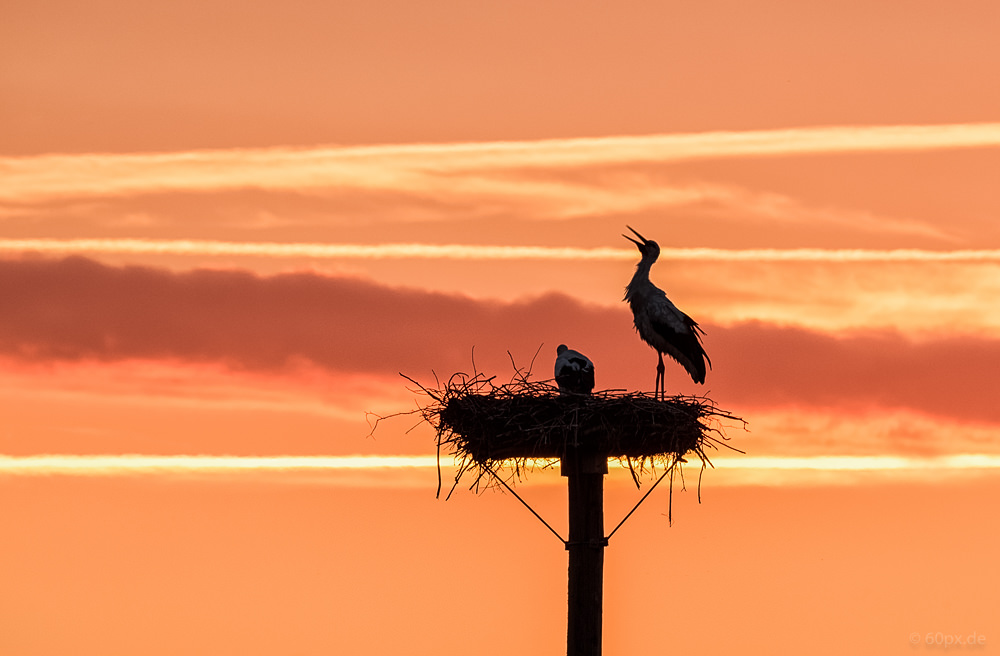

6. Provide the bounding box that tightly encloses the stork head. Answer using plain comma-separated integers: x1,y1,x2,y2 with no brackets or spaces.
622,225,660,261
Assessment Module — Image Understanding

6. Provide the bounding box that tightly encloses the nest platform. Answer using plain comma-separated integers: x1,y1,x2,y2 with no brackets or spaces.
400,370,742,493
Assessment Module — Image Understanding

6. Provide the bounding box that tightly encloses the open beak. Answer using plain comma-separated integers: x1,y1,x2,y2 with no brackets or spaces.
622,225,648,248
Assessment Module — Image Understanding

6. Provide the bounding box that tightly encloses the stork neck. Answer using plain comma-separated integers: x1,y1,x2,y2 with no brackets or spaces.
624,259,654,303
632,257,655,282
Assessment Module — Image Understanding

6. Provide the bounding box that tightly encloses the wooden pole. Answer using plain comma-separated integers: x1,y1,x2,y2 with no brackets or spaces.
562,446,607,656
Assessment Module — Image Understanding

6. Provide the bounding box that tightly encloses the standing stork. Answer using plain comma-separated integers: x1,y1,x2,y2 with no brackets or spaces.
622,225,710,399
554,344,596,395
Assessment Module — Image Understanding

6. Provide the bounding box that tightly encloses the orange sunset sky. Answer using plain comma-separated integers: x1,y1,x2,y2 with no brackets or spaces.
2,1,1000,654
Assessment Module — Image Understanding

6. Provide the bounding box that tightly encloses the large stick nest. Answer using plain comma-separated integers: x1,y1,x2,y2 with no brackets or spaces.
394,361,743,497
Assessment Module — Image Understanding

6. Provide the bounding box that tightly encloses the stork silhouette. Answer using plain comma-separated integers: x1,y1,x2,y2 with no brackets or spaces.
554,344,595,396
622,225,710,399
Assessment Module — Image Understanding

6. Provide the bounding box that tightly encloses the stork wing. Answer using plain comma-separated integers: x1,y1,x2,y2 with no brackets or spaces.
646,300,711,384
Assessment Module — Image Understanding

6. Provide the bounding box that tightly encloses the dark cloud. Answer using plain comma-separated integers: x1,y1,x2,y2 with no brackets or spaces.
2,256,999,424
0,256,620,376
708,321,999,421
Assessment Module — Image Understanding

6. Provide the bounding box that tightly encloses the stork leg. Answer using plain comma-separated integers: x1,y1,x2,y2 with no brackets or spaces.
655,352,665,401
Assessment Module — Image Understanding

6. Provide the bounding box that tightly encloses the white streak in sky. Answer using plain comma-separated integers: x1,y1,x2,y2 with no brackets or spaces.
3,122,1000,201
2,454,999,477
0,454,439,474
3,238,1000,263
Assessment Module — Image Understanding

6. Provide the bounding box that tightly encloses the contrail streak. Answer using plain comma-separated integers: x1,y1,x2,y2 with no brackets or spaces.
0,454,439,474
2,454,998,476
3,238,1000,263
3,122,1000,201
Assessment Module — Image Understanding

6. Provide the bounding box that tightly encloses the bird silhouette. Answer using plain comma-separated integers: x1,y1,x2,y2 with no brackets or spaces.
554,344,595,396
622,225,710,398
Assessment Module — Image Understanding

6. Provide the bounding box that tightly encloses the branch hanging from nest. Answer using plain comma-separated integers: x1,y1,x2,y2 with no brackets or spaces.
389,361,744,501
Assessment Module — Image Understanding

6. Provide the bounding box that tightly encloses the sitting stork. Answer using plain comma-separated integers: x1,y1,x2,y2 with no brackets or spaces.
554,344,595,396
622,225,710,399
